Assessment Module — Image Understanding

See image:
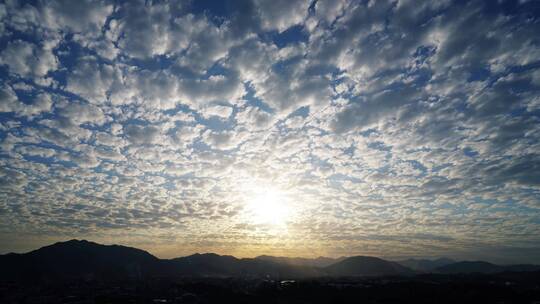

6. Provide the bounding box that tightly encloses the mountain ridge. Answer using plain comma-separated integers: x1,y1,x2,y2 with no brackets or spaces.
2,240,539,281
255,254,346,267
325,256,416,277
396,257,455,271
435,260,540,274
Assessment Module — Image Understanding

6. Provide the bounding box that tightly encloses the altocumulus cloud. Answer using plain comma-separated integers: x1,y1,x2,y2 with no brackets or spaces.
0,0,539,263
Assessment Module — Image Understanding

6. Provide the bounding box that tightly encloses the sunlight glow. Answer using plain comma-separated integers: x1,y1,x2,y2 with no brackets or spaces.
246,186,291,226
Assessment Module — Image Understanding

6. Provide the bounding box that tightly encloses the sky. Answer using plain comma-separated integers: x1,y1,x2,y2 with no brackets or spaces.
0,0,539,264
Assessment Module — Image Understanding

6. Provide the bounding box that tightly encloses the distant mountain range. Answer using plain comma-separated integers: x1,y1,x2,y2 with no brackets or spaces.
435,261,540,274
1,240,539,282
256,254,346,267
326,256,415,276
396,258,456,271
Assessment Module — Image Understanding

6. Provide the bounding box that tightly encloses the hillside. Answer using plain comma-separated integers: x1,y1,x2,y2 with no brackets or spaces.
325,256,415,277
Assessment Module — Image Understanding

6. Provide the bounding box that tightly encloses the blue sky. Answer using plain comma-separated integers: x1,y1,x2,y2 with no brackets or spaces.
0,0,540,263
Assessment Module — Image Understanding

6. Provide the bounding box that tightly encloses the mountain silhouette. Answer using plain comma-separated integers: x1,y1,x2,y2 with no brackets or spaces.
435,261,540,274
256,255,346,267
169,253,240,277
0,240,321,281
2,240,538,281
0,239,158,281
397,257,455,271
435,261,504,274
324,256,415,277
504,264,540,272
169,253,324,278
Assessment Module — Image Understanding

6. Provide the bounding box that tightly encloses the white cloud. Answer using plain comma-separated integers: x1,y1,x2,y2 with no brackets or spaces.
115,1,200,59
171,124,203,147
66,57,122,104
56,100,108,126
123,124,163,145
0,40,59,79
236,106,274,131
19,93,53,118
255,0,310,32
1,0,540,263
41,0,112,33
15,145,57,158
251,59,334,116
201,105,233,120
226,38,278,81
0,86,53,119
73,34,119,61
0,85,20,113
202,129,248,150
313,0,349,25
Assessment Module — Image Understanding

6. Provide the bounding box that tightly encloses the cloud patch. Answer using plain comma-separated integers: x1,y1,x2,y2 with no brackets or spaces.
0,0,539,263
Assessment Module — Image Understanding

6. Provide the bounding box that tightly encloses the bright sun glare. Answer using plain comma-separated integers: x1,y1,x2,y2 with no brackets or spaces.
247,186,291,226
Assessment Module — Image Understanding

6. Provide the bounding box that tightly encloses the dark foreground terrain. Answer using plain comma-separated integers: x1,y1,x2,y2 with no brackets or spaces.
2,272,540,304
2,241,540,303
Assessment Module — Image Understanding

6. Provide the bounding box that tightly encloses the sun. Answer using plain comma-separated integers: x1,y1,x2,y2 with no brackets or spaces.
246,186,291,226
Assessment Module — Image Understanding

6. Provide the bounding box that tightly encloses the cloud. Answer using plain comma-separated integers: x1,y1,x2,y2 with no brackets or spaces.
0,167,27,189
201,105,234,120
66,57,122,104
0,85,21,113
252,58,335,116
255,0,310,32
330,86,422,132
236,106,274,131
0,0,539,263
115,1,185,58
171,124,203,147
202,129,248,150
41,0,113,33
123,124,162,145
0,40,58,79
0,86,53,119
56,100,107,126
313,0,349,25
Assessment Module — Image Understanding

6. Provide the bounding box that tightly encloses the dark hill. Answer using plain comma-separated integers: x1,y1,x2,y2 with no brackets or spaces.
0,239,159,281
436,261,540,274
169,253,323,278
397,257,455,271
256,255,346,267
436,261,504,274
504,264,540,272
168,253,242,277
324,256,415,277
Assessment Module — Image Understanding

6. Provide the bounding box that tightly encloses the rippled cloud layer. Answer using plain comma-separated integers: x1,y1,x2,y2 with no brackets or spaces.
1,0,539,263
